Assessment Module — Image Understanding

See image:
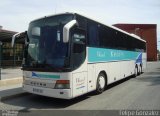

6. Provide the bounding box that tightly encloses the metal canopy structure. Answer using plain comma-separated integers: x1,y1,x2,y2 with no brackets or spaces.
0,29,17,42
0,28,24,67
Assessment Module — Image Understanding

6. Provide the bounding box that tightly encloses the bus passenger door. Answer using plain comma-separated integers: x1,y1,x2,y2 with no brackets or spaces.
72,72,87,97
71,27,88,97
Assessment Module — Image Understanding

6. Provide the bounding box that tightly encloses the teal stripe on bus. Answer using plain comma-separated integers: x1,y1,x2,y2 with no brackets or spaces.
88,47,141,63
32,72,60,79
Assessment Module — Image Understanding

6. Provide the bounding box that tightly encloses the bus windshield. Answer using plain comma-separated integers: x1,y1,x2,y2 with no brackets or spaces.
25,14,73,70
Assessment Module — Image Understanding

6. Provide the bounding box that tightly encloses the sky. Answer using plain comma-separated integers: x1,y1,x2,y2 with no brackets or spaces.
0,0,160,49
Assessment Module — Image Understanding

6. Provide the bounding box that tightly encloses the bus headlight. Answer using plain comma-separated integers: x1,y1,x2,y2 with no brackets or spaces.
54,80,70,89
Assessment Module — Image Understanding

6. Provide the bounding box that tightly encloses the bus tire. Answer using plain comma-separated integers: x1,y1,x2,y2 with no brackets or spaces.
95,73,106,94
139,65,143,74
134,66,138,77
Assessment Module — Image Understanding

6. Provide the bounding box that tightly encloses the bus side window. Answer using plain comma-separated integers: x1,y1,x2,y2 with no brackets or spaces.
73,32,86,53
88,22,99,47
71,28,86,69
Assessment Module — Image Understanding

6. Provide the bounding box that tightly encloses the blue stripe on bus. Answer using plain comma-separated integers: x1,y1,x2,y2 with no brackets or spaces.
88,47,142,63
136,53,142,63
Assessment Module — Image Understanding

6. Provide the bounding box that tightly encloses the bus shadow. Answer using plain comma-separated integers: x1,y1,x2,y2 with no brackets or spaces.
2,92,91,110
2,75,135,110
106,75,134,90
84,75,135,97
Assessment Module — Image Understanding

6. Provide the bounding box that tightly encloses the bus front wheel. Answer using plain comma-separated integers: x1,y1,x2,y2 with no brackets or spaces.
95,73,106,94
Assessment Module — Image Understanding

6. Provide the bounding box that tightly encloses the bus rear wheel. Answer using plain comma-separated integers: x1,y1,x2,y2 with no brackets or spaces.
139,65,143,74
134,66,138,77
95,73,106,94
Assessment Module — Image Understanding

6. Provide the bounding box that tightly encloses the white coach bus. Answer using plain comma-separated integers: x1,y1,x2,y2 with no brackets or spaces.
12,13,146,99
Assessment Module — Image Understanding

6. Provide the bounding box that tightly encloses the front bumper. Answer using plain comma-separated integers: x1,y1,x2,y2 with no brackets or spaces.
23,84,72,99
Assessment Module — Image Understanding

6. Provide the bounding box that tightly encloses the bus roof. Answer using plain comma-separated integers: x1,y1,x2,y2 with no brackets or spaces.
30,12,74,23
30,12,146,43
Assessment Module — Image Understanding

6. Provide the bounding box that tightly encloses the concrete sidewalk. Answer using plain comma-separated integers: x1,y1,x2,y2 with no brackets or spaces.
1,68,22,80
0,77,23,87
0,67,27,101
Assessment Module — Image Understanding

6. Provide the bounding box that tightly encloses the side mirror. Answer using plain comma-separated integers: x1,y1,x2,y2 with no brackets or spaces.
63,20,77,43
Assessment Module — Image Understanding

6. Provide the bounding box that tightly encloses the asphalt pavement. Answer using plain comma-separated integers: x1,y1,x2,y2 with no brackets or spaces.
0,62,160,111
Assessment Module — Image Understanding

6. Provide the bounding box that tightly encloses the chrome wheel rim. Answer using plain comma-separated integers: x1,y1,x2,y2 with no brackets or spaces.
98,76,105,89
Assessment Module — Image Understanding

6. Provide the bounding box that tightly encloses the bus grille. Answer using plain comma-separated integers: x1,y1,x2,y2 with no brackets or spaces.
24,80,55,88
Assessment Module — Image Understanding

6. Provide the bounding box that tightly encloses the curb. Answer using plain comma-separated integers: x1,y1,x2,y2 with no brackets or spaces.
0,77,23,87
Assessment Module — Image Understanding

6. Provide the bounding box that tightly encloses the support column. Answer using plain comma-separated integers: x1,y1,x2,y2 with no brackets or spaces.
0,41,2,80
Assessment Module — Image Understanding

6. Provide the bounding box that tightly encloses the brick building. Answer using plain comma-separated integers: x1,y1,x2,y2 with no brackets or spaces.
113,24,157,61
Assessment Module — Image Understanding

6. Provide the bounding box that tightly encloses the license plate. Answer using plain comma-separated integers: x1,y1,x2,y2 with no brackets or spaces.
33,88,43,93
